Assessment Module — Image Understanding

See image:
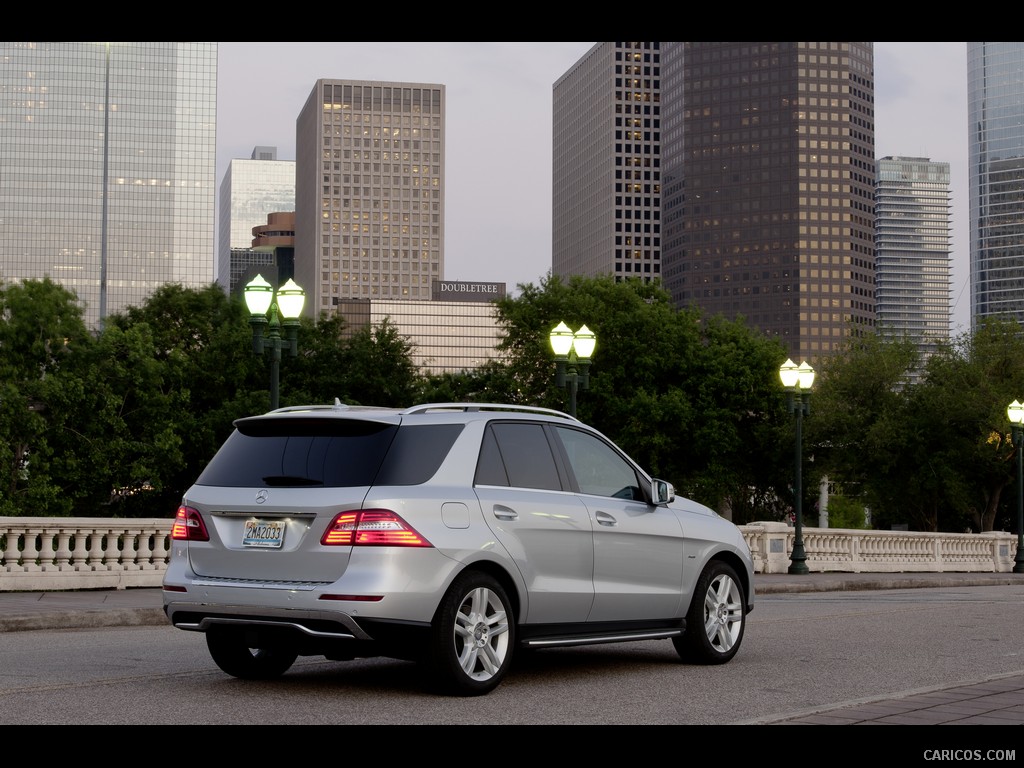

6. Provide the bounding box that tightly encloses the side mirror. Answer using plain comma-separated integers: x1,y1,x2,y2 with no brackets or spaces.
651,479,675,505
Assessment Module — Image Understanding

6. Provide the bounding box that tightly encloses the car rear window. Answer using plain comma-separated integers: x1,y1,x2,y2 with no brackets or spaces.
195,419,463,488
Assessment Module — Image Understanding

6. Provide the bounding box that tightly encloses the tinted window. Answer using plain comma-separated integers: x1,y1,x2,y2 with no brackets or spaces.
474,427,509,486
375,424,464,485
476,422,562,491
196,419,398,488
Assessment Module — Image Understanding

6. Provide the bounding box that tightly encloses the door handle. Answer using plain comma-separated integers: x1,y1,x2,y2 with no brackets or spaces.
493,504,518,521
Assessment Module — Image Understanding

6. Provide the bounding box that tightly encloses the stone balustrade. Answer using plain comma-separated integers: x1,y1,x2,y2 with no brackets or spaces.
0,516,1019,591
0,517,170,591
741,521,1018,574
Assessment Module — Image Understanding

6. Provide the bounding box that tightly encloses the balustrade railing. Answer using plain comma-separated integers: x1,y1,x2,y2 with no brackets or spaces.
0,517,170,591
0,517,1018,591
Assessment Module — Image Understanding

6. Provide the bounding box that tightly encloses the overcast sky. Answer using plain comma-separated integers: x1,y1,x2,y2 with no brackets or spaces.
216,42,970,331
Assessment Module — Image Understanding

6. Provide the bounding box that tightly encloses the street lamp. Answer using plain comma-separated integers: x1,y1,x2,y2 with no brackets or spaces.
1007,400,1024,574
780,358,815,575
244,274,305,411
549,322,596,418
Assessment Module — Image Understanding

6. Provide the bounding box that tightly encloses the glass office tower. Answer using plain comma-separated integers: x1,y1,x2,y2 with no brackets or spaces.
217,146,295,294
968,42,1024,327
0,42,217,328
875,156,952,378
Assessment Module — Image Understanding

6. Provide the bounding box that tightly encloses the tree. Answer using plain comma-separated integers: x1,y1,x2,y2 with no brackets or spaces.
802,331,920,528
101,283,263,516
281,314,423,407
912,316,1024,532
481,274,789,519
0,278,94,515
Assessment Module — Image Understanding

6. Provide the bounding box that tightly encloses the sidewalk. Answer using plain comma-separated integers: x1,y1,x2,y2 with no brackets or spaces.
2,571,1022,725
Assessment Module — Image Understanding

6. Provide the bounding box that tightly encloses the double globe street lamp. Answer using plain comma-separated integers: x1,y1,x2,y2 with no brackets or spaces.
1006,400,1024,574
779,358,815,575
244,274,305,411
549,322,596,418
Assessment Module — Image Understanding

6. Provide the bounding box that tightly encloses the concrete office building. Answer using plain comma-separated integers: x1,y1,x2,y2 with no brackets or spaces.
0,42,217,328
874,156,952,375
968,43,1024,328
337,279,506,374
294,79,445,317
660,42,876,363
218,146,296,294
552,42,662,282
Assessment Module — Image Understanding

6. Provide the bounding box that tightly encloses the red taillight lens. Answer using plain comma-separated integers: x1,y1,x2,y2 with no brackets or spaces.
171,505,210,541
321,509,431,547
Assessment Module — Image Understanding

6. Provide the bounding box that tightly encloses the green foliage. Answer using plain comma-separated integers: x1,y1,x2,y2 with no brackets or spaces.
0,278,93,516
281,314,422,407
458,274,791,519
826,495,870,530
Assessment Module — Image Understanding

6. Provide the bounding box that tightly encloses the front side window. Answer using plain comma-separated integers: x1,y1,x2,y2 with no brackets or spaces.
553,426,643,500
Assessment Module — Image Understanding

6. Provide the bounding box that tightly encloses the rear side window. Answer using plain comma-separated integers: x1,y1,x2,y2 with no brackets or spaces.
475,422,562,491
374,423,464,485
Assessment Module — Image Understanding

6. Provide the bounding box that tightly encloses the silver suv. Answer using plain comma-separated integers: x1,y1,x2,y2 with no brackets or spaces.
162,402,754,696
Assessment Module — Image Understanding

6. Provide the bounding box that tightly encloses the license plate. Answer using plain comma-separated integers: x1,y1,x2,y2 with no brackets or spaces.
243,519,286,549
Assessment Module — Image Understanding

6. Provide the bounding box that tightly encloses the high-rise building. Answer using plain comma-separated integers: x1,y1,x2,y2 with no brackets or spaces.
967,43,1024,328
660,42,876,363
874,156,952,373
294,79,445,317
217,146,295,294
552,42,661,282
0,42,217,328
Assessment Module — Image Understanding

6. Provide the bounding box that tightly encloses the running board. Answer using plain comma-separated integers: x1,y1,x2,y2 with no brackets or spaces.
521,627,683,648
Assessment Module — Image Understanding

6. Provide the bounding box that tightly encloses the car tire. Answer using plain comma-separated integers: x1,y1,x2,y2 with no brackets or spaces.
673,561,746,665
205,628,299,680
424,571,515,696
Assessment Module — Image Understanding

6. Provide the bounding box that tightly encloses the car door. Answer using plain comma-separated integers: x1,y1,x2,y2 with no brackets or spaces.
550,425,686,622
473,420,595,624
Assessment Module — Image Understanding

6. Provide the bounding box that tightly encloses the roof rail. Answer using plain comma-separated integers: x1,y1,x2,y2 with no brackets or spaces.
401,403,578,421
267,400,382,414
267,404,339,414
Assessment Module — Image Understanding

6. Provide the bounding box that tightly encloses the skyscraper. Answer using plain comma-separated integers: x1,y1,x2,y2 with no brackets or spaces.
294,79,445,317
552,42,661,283
874,156,952,372
217,146,295,294
967,42,1024,327
660,42,876,363
0,42,217,327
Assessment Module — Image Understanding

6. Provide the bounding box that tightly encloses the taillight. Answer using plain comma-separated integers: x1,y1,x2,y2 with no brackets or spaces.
321,509,432,547
171,505,210,541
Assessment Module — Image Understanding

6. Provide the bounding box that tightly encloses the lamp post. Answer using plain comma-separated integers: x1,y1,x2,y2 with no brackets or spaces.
244,274,305,411
549,322,596,418
780,358,815,575
1007,400,1024,574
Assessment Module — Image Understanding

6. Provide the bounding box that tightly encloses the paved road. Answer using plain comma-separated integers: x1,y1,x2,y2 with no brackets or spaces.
2,571,1023,726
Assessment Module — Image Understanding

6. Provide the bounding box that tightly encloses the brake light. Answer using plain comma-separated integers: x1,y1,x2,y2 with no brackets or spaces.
171,505,210,541
321,509,432,547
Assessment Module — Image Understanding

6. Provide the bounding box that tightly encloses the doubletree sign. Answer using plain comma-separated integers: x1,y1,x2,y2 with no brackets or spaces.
431,280,507,302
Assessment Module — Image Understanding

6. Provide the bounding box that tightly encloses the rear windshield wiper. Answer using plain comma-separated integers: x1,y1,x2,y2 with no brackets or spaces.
261,476,324,486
